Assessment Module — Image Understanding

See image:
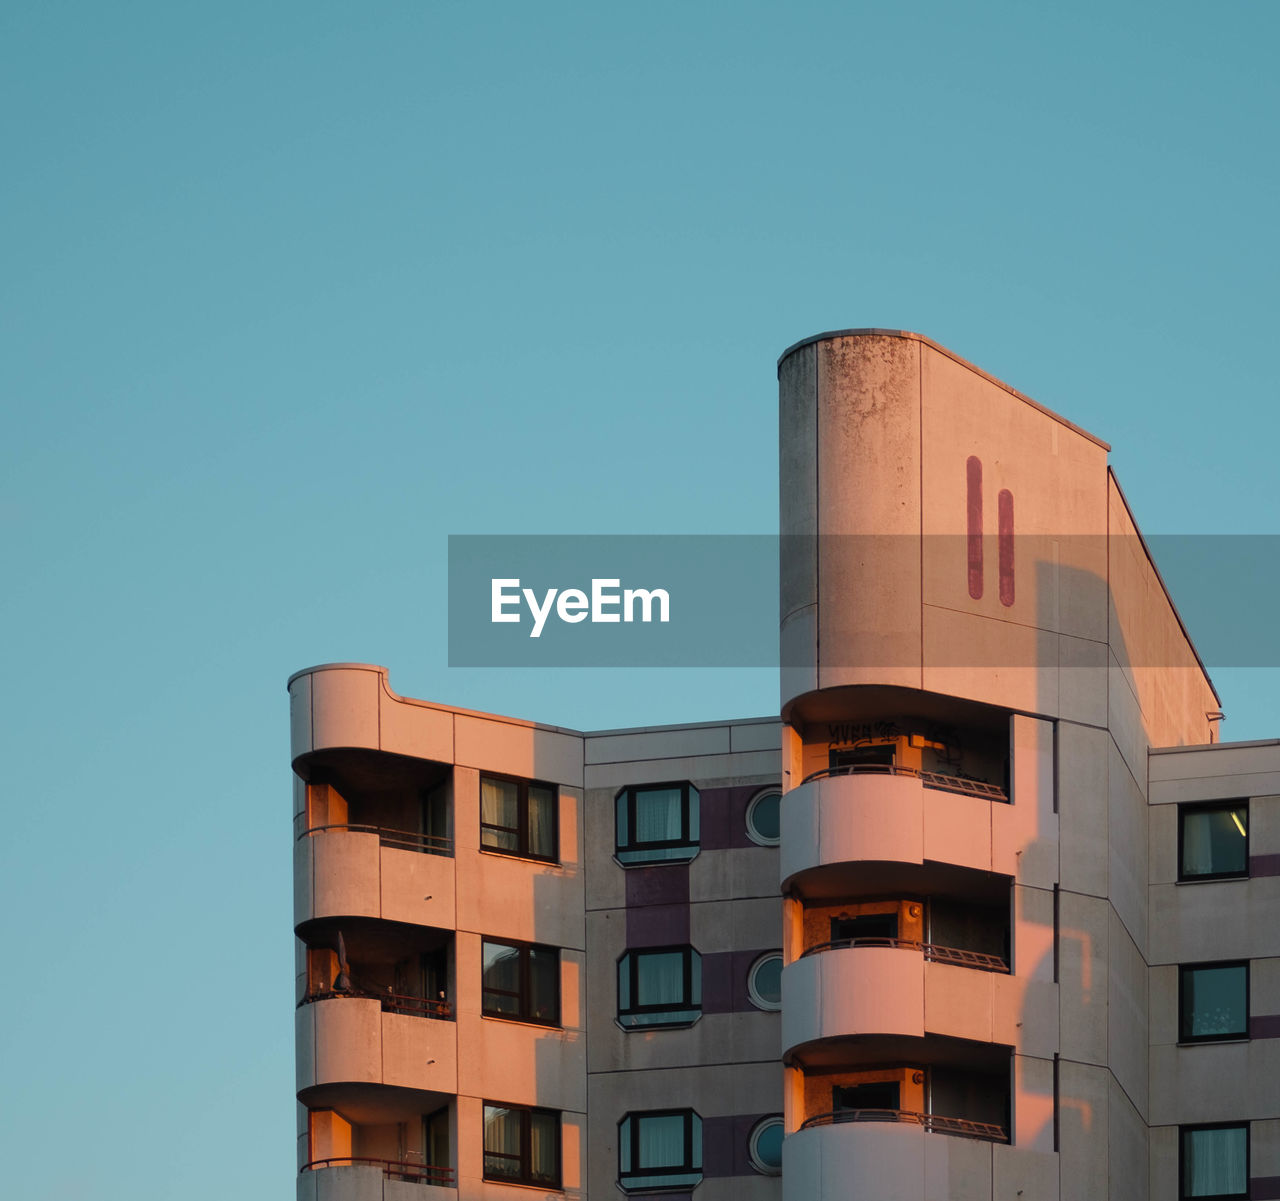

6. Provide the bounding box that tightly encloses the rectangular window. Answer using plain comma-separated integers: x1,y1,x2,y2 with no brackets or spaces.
480,774,558,862
617,947,701,1028
483,1103,560,1188
618,1109,702,1192
1181,1123,1248,1199
1180,962,1249,1042
834,1080,901,1112
482,939,560,1026
615,782,699,865
1179,802,1248,881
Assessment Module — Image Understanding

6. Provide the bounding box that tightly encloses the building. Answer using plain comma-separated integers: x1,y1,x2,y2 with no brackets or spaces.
290,330,1280,1201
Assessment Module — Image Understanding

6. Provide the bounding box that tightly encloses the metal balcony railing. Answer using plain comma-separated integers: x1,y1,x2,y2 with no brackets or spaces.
301,1157,455,1187
798,937,1009,974
801,762,1008,802
299,988,455,1020
798,1108,1007,1142
296,821,454,856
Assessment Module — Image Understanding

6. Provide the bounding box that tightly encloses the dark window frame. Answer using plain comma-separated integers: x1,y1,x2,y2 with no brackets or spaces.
1179,960,1250,1043
617,946,701,1028
1179,1121,1250,1200
1178,800,1249,882
480,773,559,864
618,1108,702,1191
481,938,561,1027
614,781,699,865
482,1102,561,1189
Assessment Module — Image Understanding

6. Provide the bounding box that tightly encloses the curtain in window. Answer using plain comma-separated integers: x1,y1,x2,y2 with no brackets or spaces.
635,789,682,842
481,778,519,850
483,1106,521,1176
637,1113,686,1168
637,952,685,1006
529,1111,558,1183
1184,1126,1247,1196
529,784,556,857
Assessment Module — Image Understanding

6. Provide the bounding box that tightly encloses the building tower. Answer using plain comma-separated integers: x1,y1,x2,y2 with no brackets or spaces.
775,330,1219,1200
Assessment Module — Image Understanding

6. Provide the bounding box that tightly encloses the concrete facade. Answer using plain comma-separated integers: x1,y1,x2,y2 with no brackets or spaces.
290,330,1277,1201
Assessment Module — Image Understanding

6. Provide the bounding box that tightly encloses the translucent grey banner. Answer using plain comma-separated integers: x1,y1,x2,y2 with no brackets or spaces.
448,535,1280,668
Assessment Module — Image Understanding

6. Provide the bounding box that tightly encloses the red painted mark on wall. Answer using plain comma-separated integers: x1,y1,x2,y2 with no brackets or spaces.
998,489,1015,607
966,456,983,599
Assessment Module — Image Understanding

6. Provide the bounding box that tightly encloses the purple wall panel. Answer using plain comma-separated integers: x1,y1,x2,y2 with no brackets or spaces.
626,902,691,947
1251,853,1280,877
703,1112,776,1178
700,786,765,851
1250,1014,1280,1039
702,948,781,1014
625,864,691,908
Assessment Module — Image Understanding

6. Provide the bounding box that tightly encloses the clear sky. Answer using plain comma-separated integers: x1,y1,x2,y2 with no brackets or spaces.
2,3,1277,1197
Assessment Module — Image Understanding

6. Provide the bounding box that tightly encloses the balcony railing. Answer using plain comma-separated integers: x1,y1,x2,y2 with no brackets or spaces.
301,1157,455,1187
296,821,454,856
799,1108,1007,1142
299,987,455,1020
798,937,1009,974
801,763,1008,802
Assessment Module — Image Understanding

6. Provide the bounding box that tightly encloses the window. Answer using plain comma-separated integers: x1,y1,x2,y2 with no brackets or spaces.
617,947,701,1028
481,939,560,1026
1180,962,1248,1042
835,1080,901,1112
747,1115,784,1175
831,912,898,943
618,1110,701,1192
830,743,895,771
481,774,558,862
615,782,699,865
1181,1124,1248,1199
483,1103,560,1188
1179,801,1248,881
746,788,782,846
747,951,783,1011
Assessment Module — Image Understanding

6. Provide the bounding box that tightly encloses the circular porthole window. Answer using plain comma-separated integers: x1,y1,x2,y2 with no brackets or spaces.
748,1115,784,1175
747,951,783,1010
745,788,782,846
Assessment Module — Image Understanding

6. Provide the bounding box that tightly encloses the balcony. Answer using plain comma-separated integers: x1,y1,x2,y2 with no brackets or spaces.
301,1157,456,1187
800,937,1007,974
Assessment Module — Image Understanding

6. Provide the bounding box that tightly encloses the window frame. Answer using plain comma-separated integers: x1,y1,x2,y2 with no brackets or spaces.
617,1108,702,1192
747,1115,784,1176
480,773,559,864
745,786,783,847
482,1102,561,1189
1179,1122,1250,1200
481,938,561,1027
1179,960,1250,1044
747,950,784,1011
1178,800,1249,883
614,781,700,866
617,945,701,1029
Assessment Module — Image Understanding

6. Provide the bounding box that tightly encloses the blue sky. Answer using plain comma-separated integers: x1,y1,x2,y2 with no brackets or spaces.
2,3,1277,1197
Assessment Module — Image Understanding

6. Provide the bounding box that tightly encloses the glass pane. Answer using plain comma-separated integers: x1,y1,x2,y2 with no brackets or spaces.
618,956,631,1010
1182,806,1247,877
636,951,686,1007
481,778,519,830
636,1113,686,1168
529,947,559,1023
529,1111,559,1184
749,792,781,841
753,1119,783,1169
751,954,783,1005
482,942,521,1016
483,1105,521,1178
634,788,683,843
1183,965,1247,1038
528,784,556,857
1184,1126,1247,1197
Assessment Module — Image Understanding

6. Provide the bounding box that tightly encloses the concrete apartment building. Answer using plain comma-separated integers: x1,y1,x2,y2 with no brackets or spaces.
290,330,1280,1201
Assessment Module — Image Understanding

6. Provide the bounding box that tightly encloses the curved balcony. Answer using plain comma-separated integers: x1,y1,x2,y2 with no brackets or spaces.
781,768,1007,891
298,1160,456,1200
784,944,1017,1054
781,1119,1000,1201
295,826,457,930
297,996,458,1099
